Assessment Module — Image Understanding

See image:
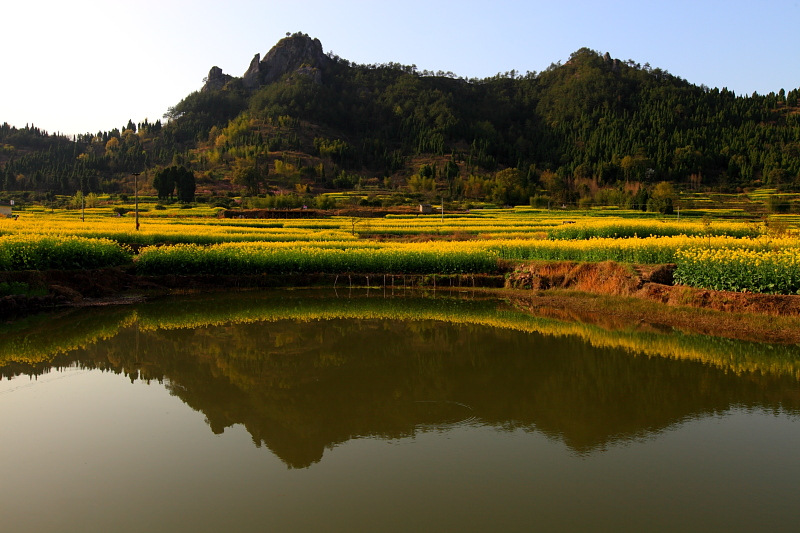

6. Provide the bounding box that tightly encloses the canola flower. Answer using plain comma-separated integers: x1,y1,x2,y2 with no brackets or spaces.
488,235,800,264
0,235,131,271
134,235,800,279
135,241,499,275
675,248,800,294
2,211,799,294
1,212,770,243
0,217,354,245
544,219,761,240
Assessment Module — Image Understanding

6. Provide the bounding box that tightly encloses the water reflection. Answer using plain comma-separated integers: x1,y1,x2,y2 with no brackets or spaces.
2,291,799,468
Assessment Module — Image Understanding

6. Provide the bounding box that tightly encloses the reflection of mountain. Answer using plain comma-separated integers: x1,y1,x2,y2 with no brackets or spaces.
2,292,799,468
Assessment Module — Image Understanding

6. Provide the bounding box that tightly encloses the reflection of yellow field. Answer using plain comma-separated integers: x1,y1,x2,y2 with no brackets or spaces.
0,311,136,365
2,295,799,380
139,300,800,380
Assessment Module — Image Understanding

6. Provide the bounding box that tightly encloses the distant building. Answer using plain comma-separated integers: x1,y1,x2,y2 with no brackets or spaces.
0,205,12,217
419,204,433,214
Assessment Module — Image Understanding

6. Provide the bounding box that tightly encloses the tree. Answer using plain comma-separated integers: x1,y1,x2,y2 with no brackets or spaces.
540,170,565,200
348,215,368,236
152,167,176,200
494,168,519,188
648,182,676,214
232,162,264,196
175,167,196,203
573,163,593,180
105,137,119,156
408,174,435,192
491,185,510,206
444,159,459,181
2,170,13,191
632,187,650,211
620,156,636,181
767,168,789,187
152,166,195,202
69,191,84,208
672,146,703,180
315,195,336,209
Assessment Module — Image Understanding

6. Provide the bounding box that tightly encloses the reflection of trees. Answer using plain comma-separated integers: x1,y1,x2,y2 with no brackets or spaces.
3,295,799,468
0,292,798,467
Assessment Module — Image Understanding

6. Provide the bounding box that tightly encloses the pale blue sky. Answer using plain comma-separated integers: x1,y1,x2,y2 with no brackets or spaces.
3,0,798,136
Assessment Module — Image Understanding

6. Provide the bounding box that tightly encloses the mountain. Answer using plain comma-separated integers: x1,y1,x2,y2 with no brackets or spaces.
2,32,799,206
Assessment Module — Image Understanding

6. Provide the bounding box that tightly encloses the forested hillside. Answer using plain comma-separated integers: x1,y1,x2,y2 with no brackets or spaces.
2,33,799,207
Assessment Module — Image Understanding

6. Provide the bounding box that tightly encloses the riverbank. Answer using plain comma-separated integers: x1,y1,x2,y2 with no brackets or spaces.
2,262,800,344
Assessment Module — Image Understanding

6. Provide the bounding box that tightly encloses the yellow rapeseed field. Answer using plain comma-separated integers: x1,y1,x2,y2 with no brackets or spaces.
2,208,798,293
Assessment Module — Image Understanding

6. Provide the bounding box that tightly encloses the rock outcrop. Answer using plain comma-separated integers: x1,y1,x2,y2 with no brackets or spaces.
199,33,330,93
201,66,233,92
241,33,330,90
602,52,621,73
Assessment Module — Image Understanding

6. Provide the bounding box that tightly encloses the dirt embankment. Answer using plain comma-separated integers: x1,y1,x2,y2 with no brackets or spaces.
505,261,800,317
2,262,799,326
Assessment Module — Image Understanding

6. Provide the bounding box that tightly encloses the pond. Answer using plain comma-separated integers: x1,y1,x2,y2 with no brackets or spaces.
1,290,799,532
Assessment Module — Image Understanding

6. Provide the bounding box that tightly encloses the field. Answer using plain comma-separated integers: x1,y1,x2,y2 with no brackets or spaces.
1,202,799,295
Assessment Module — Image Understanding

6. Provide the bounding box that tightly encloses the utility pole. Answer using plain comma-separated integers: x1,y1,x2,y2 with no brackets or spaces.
143,167,148,225
132,172,140,231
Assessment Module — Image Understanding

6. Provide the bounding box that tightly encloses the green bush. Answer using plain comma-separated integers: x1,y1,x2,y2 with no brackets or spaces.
0,281,46,297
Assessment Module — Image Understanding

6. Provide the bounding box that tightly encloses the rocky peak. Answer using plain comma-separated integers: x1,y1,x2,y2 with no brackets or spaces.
602,52,620,73
201,66,233,92
242,33,331,90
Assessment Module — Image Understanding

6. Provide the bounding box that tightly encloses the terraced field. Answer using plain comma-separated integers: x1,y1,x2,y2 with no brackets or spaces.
2,203,798,294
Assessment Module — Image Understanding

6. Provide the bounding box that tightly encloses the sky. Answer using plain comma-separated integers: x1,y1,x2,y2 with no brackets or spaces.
3,0,798,136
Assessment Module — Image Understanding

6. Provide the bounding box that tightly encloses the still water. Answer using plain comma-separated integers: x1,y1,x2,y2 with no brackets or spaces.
1,290,799,532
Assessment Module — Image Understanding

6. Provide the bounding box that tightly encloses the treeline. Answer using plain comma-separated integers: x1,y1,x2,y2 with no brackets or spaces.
0,123,72,148
174,45,800,192
3,44,800,202
249,48,800,187
1,119,178,194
